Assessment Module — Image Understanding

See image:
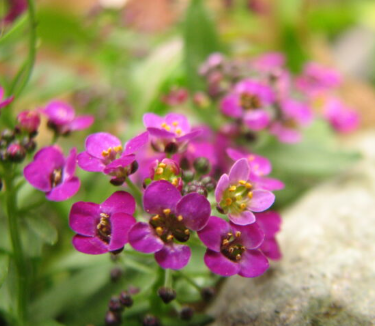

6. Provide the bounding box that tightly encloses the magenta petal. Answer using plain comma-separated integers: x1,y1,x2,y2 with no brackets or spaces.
254,176,285,191
69,116,94,131
64,148,77,180
204,250,240,277
101,191,136,215
154,244,191,270
147,127,175,139
85,132,122,158
227,149,272,177
228,210,256,226
44,101,75,125
261,238,282,260
255,211,282,237
0,95,14,109
143,180,181,214
124,131,149,155
229,158,250,184
143,113,164,129
34,146,65,168
108,213,136,251
176,129,201,142
220,94,242,118
248,189,275,212
77,152,105,172
176,193,211,231
230,222,265,249
238,249,269,278
198,216,230,252
46,177,80,201
69,201,100,236
215,174,229,202
244,110,270,131
24,160,54,192
103,155,135,174
165,113,190,133
129,222,164,253
72,235,108,255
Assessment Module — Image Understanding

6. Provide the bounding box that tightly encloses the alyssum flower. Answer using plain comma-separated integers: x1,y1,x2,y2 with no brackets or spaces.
129,180,211,269
69,191,136,254
198,216,269,277
216,158,275,225
24,146,80,201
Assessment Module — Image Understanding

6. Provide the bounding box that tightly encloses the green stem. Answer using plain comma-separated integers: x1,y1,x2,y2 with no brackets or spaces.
125,178,143,207
4,174,28,326
164,268,172,288
176,270,201,292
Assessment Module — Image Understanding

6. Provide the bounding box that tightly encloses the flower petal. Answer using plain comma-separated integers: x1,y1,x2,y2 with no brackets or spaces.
230,222,265,249
108,213,136,251
244,110,270,131
72,235,108,255
261,238,282,260
255,211,282,237
101,191,136,216
238,249,269,278
220,94,242,118
69,201,100,236
248,189,275,212
64,148,77,180
103,155,135,175
204,249,240,277
46,177,80,201
43,101,75,125
124,131,149,155
129,222,164,253
176,193,211,231
154,244,191,270
143,113,164,129
165,113,190,133
24,160,54,192
85,132,122,159
33,146,65,168
147,127,175,139
77,152,105,172
69,116,94,131
215,174,229,202
228,158,250,184
198,216,230,252
228,210,256,226
143,180,181,214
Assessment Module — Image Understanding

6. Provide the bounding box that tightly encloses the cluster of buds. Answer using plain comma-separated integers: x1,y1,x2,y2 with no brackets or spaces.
105,291,134,326
0,110,40,163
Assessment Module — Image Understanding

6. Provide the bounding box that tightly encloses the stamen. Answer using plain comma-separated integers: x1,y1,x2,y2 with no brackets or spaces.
236,254,242,261
239,180,246,185
163,208,171,216
225,198,233,206
235,195,242,201
100,213,109,219
229,185,237,192
227,232,233,238
155,167,164,175
177,215,183,222
175,128,182,135
222,239,229,246
161,122,167,128
166,234,174,241
248,192,253,199
240,203,246,210
184,229,190,235
228,247,234,254
159,163,167,168
114,145,123,152
156,227,163,236
235,231,241,238
172,178,178,186
172,121,179,126
102,150,109,157
245,182,252,189
152,215,160,221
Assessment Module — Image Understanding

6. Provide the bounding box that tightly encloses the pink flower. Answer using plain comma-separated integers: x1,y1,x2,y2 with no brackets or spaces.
0,87,14,110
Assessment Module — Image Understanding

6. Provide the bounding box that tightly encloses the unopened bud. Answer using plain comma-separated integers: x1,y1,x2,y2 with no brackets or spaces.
105,310,121,326
7,143,26,163
182,170,195,183
129,160,139,175
110,268,122,283
108,296,123,313
110,176,126,186
17,110,41,134
1,129,15,142
180,306,194,321
157,287,176,304
201,287,216,302
119,291,133,307
193,157,210,175
142,315,160,326
21,137,36,153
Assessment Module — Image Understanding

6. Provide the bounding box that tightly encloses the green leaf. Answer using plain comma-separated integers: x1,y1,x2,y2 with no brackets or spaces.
183,0,221,90
25,216,58,246
0,254,9,289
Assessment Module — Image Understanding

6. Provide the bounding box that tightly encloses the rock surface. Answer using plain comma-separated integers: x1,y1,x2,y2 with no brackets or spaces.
209,132,375,326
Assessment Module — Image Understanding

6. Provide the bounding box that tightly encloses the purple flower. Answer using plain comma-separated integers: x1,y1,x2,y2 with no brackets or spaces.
220,79,274,131
0,86,14,110
296,62,341,95
69,191,136,254
226,148,284,191
323,98,359,134
24,146,80,201
77,131,148,184
198,216,269,277
42,100,94,135
1,0,27,25
270,99,313,143
17,110,41,134
129,180,211,270
149,158,182,189
143,113,201,153
255,211,282,260
252,52,285,73
215,159,275,225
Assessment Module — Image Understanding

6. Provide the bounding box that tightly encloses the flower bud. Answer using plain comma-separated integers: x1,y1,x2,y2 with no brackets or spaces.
142,315,160,326
17,110,41,134
182,170,195,183
179,157,191,170
7,143,26,163
1,129,15,142
119,291,133,307
193,157,211,175
157,287,176,304
180,306,194,321
110,176,126,186
201,287,216,302
21,137,36,153
129,160,139,175
105,310,121,326
0,149,7,161
110,268,122,283
108,296,124,313
200,176,216,192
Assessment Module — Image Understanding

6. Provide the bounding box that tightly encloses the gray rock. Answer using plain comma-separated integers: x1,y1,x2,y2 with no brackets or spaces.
209,132,375,326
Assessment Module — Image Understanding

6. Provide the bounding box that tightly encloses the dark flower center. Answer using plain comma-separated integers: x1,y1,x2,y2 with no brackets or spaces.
240,93,262,110
97,212,111,244
220,231,246,262
50,168,63,188
149,208,190,243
